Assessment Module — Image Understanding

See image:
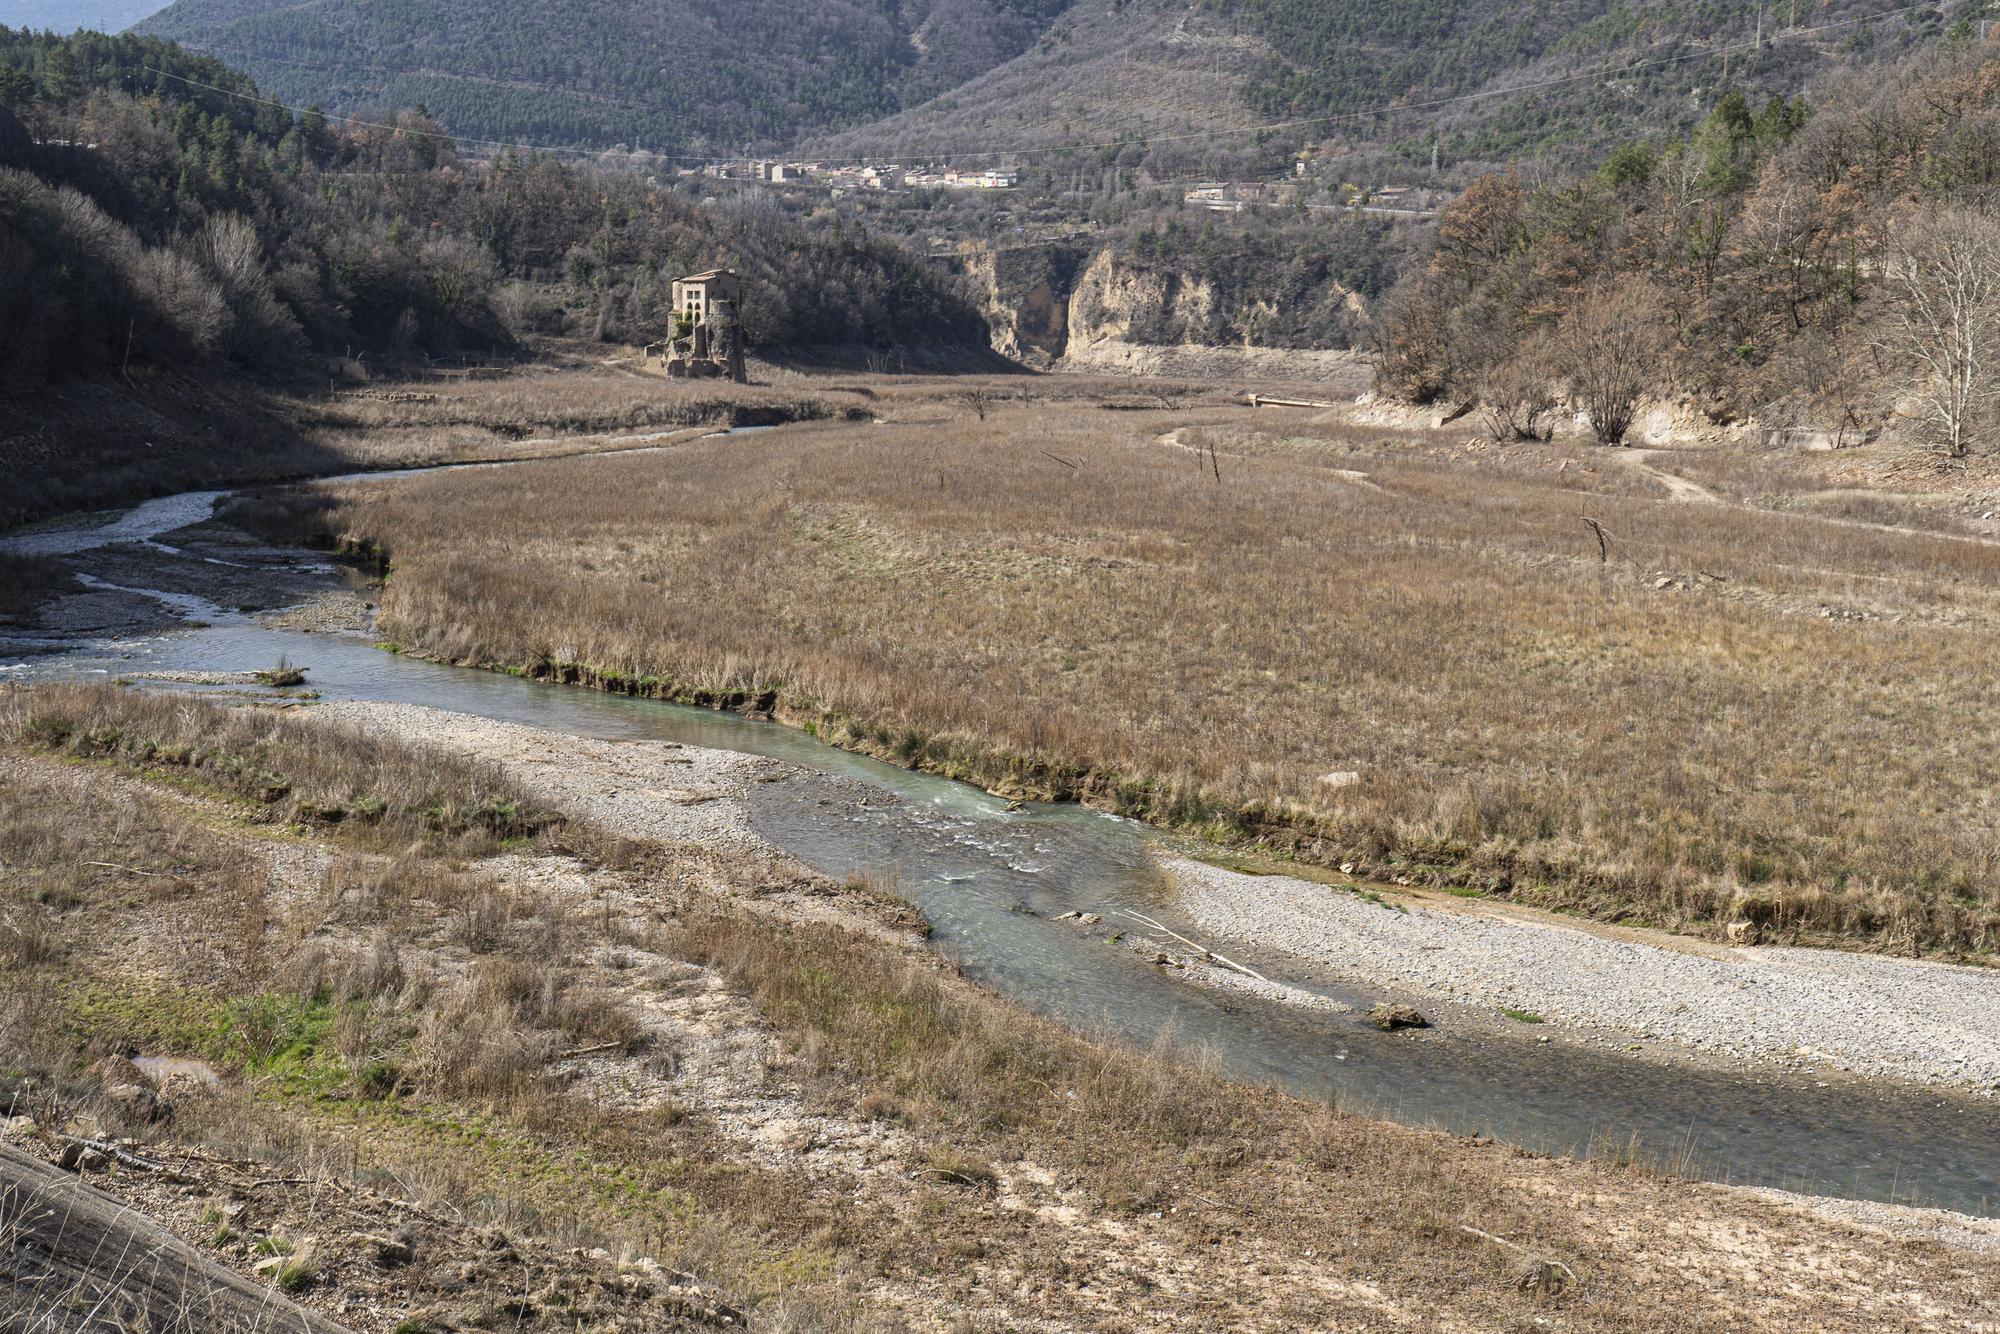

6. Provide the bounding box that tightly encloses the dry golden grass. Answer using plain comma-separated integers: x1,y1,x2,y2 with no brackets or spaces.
1,683,556,852
253,393,2000,955
6,691,1996,1330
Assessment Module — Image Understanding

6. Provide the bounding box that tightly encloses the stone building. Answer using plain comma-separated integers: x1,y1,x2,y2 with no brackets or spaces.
659,268,747,383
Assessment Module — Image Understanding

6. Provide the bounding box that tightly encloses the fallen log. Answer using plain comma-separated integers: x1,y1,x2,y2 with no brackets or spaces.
0,1141,352,1332
1247,394,1341,410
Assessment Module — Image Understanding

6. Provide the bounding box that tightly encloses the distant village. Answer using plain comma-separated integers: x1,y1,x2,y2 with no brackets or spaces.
683,160,1019,192
678,158,1444,217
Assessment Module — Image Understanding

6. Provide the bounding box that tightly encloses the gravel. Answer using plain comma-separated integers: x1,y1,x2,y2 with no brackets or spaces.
1173,858,2000,1092
309,700,766,851
1747,1189,2000,1257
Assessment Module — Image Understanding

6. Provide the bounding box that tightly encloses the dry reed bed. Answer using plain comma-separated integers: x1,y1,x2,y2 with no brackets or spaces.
265,403,2000,953
3,687,1993,1330
0,684,558,852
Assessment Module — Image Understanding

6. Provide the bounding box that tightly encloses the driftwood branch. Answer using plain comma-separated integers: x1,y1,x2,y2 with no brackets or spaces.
556,1041,629,1061
1580,516,1611,563
82,862,163,878
1038,449,1079,473
1113,909,1270,983
53,1135,168,1174
1459,1223,1581,1289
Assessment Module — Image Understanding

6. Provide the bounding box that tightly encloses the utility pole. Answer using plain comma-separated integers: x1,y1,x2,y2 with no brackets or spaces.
1430,129,1439,177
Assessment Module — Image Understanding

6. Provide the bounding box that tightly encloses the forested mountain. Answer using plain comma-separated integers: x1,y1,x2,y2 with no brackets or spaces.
1219,0,1956,164
818,0,1968,179
127,0,1975,170
0,1,165,33
137,0,1076,154
0,25,984,395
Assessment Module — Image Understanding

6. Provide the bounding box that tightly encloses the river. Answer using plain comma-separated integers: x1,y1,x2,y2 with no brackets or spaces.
5,471,1997,1217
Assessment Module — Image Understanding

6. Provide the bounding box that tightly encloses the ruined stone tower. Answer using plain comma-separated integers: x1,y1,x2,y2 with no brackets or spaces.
661,268,748,384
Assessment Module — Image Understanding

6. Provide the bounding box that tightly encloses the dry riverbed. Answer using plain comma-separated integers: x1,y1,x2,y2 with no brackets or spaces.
8,688,1998,1330
316,699,2000,1102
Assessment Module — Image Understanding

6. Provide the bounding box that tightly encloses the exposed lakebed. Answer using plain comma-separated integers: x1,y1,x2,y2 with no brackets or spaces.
5,474,1998,1217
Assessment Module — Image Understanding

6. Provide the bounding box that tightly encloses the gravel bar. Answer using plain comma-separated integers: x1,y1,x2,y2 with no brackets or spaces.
1173,858,2000,1091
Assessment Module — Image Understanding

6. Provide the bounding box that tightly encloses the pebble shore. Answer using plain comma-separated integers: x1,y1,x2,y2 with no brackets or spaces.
1173,857,2000,1092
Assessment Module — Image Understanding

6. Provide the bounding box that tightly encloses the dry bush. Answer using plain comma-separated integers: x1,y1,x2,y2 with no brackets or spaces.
408,985,559,1103
0,904,61,968
1477,335,1559,442
1554,283,1667,445
407,955,638,1101
0,553,74,620
287,932,407,1006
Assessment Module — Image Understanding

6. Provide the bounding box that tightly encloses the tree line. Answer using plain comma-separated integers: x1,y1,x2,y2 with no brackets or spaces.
0,27,988,392
1374,35,2000,457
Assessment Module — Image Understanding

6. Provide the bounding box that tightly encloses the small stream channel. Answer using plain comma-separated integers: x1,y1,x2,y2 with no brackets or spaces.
6,471,1998,1217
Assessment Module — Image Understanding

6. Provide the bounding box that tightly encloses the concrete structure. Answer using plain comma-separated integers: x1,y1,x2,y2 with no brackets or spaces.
661,268,748,383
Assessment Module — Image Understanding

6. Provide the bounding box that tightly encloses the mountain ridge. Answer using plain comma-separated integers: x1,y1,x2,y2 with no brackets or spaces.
142,0,1970,172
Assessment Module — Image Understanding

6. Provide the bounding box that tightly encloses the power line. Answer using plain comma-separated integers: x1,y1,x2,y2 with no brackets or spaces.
141,1,1943,169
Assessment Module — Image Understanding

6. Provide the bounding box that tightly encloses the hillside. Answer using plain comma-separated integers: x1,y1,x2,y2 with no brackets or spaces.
1375,32,2000,451
807,0,1278,177
818,0,1961,178
137,0,1077,153
0,26,987,525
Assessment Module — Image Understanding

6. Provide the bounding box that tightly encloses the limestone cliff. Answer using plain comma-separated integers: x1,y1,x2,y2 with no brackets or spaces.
940,242,1371,380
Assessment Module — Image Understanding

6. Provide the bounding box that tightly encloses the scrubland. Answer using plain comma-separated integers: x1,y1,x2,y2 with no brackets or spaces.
2,683,1991,1330
0,363,862,534
249,394,2000,956
270,365,876,472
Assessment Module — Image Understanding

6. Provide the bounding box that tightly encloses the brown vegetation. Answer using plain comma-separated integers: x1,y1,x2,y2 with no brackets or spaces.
1377,41,2000,451
2,683,555,852
2,684,1991,1330
247,396,2000,955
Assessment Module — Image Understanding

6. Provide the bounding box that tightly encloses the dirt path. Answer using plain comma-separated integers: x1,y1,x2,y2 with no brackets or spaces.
1618,445,2000,551
1616,447,1726,503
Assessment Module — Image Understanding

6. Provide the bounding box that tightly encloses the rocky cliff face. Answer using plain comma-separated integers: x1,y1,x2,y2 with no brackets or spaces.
942,242,1370,380
946,244,1088,369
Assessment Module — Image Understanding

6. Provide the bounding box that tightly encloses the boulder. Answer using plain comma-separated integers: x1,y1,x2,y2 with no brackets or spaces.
1726,919,1762,946
1371,1003,1429,1031
102,1081,170,1127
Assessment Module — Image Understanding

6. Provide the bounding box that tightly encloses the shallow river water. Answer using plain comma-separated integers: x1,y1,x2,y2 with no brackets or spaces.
7,482,1998,1216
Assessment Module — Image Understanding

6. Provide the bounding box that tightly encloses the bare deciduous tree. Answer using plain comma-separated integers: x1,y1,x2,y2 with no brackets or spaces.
1476,332,1559,442
1370,277,1454,404
1881,206,2000,459
197,214,304,367
1553,283,1667,446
